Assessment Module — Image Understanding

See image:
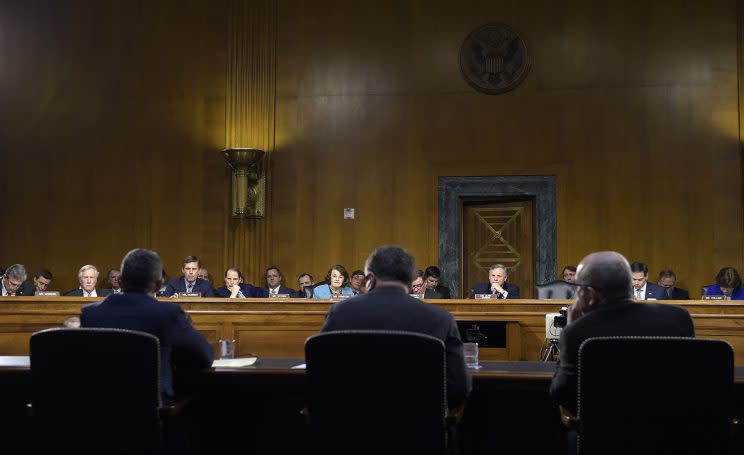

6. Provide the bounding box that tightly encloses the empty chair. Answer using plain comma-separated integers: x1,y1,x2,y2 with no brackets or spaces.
536,280,575,299
305,330,448,455
30,328,163,454
576,336,734,455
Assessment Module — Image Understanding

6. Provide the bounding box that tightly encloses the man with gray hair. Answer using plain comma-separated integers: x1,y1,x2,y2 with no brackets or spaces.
64,265,111,297
550,251,694,417
470,263,521,299
81,248,213,403
321,245,470,412
1,264,30,296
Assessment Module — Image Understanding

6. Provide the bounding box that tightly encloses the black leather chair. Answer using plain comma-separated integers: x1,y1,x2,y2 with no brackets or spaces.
305,330,448,455
536,280,575,299
30,328,164,454
575,336,734,455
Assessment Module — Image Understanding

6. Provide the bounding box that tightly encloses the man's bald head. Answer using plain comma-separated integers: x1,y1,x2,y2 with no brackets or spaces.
575,251,633,302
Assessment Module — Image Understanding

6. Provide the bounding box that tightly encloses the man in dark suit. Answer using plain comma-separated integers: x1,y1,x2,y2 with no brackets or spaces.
657,269,690,300
19,268,54,296
294,273,315,298
162,256,215,297
101,268,122,294
321,245,470,411
255,266,295,298
1,264,33,296
550,251,695,416
64,265,112,298
214,267,259,298
424,266,451,299
630,261,667,300
81,248,214,403
412,269,444,298
470,264,520,299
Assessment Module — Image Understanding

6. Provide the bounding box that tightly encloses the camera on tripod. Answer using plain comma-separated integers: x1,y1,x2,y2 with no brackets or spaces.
554,306,569,328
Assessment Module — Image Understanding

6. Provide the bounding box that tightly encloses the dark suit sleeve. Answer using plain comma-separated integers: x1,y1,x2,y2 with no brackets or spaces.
444,315,471,409
201,285,214,298
167,305,214,369
550,324,579,414
162,280,176,297
507,284,520,299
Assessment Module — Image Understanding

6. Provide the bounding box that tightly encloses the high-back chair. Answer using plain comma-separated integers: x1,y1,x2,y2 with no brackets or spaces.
536,280,575,299
305,330,448,455
30,328,163,454
576,336,734,455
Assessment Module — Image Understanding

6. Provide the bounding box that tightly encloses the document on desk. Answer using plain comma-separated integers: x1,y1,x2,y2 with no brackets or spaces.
212,357,258,367
292,363,306,369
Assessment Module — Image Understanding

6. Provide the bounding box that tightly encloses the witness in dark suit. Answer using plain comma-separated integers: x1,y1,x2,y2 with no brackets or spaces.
162,256,215,297
321,245,470,411
256,266,295,298
551,251,695,416
214,267,258,298
19,268,54,296
630,261,667,300
470,264,521,299
424,266,451,299
64,265,112,298
81,248,213,403
1,264,32,296
657,269,690,300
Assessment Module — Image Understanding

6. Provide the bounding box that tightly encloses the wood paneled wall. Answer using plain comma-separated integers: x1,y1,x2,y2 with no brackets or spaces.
0,0,743,295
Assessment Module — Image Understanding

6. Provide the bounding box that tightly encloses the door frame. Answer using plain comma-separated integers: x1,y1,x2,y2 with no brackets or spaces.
438,175,556,298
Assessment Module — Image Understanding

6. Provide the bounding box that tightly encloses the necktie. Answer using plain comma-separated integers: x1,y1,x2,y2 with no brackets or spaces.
636,289,642,300
270,289,277,297
187,284,193,293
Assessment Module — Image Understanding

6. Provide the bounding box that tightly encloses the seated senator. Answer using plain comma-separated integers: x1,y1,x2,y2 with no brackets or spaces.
312,264,355,299
470,264,520,299
256,266,295,297
162,256,214,297
705,267,744,300
215,267,258,298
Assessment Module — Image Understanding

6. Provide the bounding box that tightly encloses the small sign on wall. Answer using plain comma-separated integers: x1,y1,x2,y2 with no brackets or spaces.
344,208,355,220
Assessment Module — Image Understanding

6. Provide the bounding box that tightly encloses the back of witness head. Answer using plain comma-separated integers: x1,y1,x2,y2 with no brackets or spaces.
575,251,633,302
120,249,163,293
716,267,742,289
364,245,416,285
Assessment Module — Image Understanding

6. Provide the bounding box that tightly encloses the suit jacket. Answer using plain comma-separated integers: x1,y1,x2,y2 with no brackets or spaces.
162,277,214,297
424,288,445,299
321,286,471,409
665,286,690,300
635,282,668,300
550,300,694,415
80,292,214,402
435,285,451,299
17,282,38,296
214,283,259,298
704,284,744,300
470,282,521,299
63,288,112,297
256,285,295,298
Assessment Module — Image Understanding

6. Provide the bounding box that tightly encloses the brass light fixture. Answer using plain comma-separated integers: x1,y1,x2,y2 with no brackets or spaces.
223,148,266,218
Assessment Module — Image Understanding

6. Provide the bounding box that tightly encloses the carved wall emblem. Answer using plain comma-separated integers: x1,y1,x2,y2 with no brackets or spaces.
459,23,530,94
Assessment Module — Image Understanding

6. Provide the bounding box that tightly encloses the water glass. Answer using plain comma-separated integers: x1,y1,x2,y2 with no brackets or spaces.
464,342,480,369
219,339,236,359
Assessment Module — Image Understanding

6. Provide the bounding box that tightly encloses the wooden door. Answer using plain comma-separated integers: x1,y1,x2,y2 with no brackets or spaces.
461,198,535,298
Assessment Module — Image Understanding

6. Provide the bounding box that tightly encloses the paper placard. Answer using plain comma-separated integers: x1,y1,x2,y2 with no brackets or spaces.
409,293,425,299
270,293,290,298
176,292,202,298
331,294,350,300
37,291,60,296
474,294,495,300
212,357,258,368
703,295,726,301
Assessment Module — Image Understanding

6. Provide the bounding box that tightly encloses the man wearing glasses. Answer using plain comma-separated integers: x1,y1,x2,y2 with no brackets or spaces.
411,269,444,298
550,251,694,419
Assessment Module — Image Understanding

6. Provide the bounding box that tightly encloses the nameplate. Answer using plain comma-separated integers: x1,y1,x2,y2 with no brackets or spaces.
331,294,350,300
270,293,290,298
37,291,60,296
703,295,726,301
176,292,202,298
409,293,425,299
474,294,496,300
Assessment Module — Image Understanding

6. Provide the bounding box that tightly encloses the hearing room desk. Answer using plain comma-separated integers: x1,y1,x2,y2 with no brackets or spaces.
1,297,744,363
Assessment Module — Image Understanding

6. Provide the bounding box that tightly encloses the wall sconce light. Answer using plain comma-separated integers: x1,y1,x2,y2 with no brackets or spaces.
223,148,266,218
